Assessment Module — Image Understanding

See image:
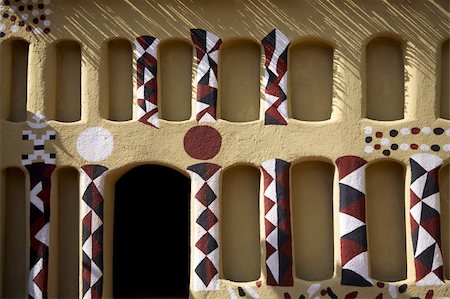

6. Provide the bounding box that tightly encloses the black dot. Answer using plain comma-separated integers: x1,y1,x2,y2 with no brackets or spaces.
0,32,5,38
3,0,10,5
32,18,39,24
383,150,390,156
38,4,44,9
3,13,9,18
391,144,398,150
18,5,24,11
238,287,245,297
389,129,398,137
431,145,440,152
299,296,306,299
399,284,407,293
27,4,33,10
434,127,444,135
18,20,24,26
365,136,372,143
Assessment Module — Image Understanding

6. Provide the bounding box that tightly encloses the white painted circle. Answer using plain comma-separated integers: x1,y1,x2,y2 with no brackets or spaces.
446,129,450,137
22,0,28,3
0,23,5,31
22,13,29,20
11,25,18,33
422,127,431,135
420,144,430,151
400,144,409,151
363,126,372,135
32,9,39,16
400,128,410,135
44,8,51,15
43,20,51,27
43,0,51,4
364,146,374,154
76,127,114,162
444,144,450,152
380,138,390,146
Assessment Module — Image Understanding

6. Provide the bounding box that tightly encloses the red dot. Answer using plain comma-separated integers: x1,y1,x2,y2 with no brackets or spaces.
10,15,16,21
27,5,33,10
26,25,32,31
411,143,418,149
40,15,46,20
44,28,50,34
283,293,291,299
375,131,383,138
255,281,262,287
411,127,420,134
377,282,385,288
320,290,327,296
183,126,222,160
374,144,381,150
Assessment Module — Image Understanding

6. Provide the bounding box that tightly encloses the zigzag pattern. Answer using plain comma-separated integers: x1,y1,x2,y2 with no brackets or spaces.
260,159,293,286
262,29,290,125
409,153,444,286
336,156,372,287
81,165,108,299
135,35,160,128
191,29,222,123
188,163,221,291
26,163,56,299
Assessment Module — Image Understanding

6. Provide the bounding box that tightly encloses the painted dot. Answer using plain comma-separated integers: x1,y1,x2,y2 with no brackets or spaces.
444,144,450,152
365,136,372,143
375,293,383,299
39,14,45,20
391,144,398,150
43,19,50,26
400,128,410,135
411,143,418,150
31,0,37,3
389,129,398,137
44,8,50,15
0,32,5,37
434,127,444,135
374,144,381,150
18,4,24,10
27,4,32,9
411,127,420,134
32,9,38,16
10,15,16,21
32,17,38,23
37,3,43,9
376,282,385,288
238,287,245,297
256,281,262,287
446,129,450,136
76,127,114,162
43,0,50,4
364,146,374,153
3,0,9,4
25,25,32,31
43,27,50,34
3,12,9,18
22,0,28,3
299,296,305,299
420,144,430,151
380,138,390,146
9,5,15,11
364,126,373,135
320,290,327,296
398,284,407,293
284,293,291,299
184,126,222,160
422,126,431,134
375,131,383,138
382,150,390,156
21,13,29,20
0,23,5,31
10,24,18,32
431,145,440,152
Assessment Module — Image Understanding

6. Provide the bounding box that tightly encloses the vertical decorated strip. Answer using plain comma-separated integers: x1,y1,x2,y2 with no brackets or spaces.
261,29,290,125
260,159,293,286
409,153,444,286
187,163,221,291
81,165,108,299
190,29,222,123
336,156,372,287
22,113,56,299
135,36,160,128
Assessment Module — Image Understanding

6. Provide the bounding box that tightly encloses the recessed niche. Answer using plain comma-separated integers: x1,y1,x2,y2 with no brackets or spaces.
440,39,449,119
290,42,333,121
440,164,449,279
108,39,133,121
159,39,193,121
291,161,334,280
366,37,404,120
220,40,260,122
366,161,406,281
2,168,27,298
55,41,81,122
221,165,260,281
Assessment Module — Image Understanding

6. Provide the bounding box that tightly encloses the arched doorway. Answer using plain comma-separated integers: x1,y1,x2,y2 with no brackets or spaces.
113,165,191,298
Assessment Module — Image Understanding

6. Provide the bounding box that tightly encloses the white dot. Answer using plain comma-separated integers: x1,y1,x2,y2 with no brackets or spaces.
32,9,39,16
0,5,4,10
32,0,38,3
22,13,29,20
77,127,114,162
22,0,28,3
44,8,51,15
363,126,373,135
43,0,51,4
400,144,409,151
381,138,390,146
43,20,50,26
420,144,430,151
446,129,450,137
400,128,410,135
422,127,431,134
11,25,18,32
444,144,450,152
10,5,16,11
0,23,5,31
8,7,13,13
364,146,374,154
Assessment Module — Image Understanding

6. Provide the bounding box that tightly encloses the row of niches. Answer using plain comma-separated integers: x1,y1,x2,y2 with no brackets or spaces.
1,161,450,298
1,36,449,123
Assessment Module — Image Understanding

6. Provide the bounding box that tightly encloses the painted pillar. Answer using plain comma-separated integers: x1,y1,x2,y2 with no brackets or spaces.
261,29,290,125
335,156,372,287
135,35,160,128
188,163,221,291
190,29,222,123
260,159,293,286
409,153,444,286
80,165,108,299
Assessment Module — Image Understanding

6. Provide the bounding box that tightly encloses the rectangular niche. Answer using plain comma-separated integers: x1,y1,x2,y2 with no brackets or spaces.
290,42,333,121
159,39,193,121
221,165,260,281
366,161,406,281
291,161,334,280
440,164,449,279
440,39,449,119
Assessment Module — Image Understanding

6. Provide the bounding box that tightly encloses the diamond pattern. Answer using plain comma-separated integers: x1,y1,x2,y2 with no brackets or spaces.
409,153,444,286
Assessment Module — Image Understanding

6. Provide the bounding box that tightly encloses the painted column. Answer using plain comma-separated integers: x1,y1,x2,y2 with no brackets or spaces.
260,159,293,286
335,156,372,287
188,163,221,291
135,35,160,128
80,165,108,299
409,153,444,286
261,29,290,125
190,29,222,123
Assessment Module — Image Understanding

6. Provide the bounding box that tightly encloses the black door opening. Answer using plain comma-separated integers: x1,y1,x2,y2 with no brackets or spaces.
113,165,191,298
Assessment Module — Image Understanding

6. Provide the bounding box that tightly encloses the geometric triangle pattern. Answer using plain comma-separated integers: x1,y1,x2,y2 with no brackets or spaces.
81,164,108,299
409,153,444,286
135,35,160,128
187,163,221,291
190,29,222,123
335,156,373,287
260,159,293,286
261,29,290,125
25,163,56,299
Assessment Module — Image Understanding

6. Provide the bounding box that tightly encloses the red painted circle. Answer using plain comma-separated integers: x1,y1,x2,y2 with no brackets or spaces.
374,144,381,150
184,126,222,160
375,131,383,138
411,127,420,134
411,143,418,150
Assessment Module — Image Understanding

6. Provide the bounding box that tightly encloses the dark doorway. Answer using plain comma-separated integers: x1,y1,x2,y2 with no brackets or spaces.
113,165,191,298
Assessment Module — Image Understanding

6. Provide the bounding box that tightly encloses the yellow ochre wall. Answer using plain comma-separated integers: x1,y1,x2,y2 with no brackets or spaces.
0,1,449,298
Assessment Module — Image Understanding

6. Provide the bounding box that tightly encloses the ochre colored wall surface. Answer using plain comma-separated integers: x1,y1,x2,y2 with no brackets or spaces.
0,1,449,299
